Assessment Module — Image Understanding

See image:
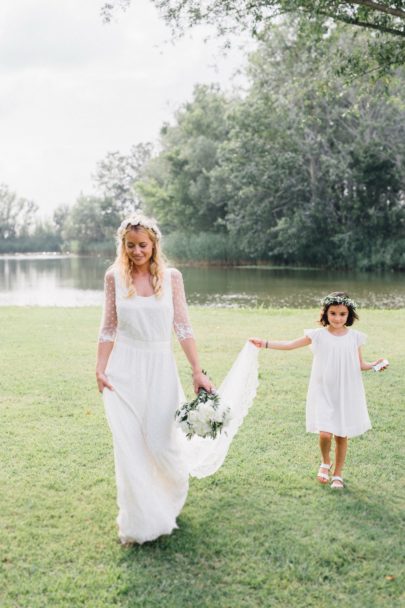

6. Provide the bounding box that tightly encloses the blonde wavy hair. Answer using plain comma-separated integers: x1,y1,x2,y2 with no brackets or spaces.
113,213,166,298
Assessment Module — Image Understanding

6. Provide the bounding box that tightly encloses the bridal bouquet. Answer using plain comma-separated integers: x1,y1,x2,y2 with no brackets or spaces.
175,384,231,440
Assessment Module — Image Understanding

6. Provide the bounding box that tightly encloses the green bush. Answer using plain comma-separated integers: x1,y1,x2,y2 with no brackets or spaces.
0,235,62,253
163,231,248,264
62,240,115,255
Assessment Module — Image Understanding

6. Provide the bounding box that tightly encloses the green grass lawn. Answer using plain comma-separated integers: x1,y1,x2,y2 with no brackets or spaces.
0,307,404,608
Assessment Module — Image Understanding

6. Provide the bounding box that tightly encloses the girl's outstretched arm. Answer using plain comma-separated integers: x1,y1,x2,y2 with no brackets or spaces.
358,348,388,371
249,336,311,350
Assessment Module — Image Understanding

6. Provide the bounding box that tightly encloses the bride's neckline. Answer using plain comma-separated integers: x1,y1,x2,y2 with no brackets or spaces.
131,269,160,298
135,292,155,298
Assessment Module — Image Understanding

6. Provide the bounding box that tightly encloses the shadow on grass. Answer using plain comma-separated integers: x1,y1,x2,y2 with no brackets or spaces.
111,474,403,607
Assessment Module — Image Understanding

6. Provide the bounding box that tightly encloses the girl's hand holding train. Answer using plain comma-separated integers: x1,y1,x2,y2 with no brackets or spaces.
249,337,266,349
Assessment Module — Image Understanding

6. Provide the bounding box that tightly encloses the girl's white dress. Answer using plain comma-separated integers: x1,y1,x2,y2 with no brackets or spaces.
304,327,371,438
99,267,258,544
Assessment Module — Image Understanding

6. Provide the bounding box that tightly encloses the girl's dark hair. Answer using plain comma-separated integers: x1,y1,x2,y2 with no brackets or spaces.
319,291,359,327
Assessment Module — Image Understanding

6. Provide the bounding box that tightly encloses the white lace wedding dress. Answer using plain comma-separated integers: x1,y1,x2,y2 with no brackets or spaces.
99,267,258,544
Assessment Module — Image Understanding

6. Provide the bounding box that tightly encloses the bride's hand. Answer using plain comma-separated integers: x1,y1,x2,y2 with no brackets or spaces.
192,370,215,395
96,371,114,393
249,337,266,348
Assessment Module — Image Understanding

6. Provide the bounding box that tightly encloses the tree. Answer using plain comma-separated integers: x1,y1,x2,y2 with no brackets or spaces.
28,220,63,252
102,0,405,75
93,143,153,214
102,0,405,36
99,14,405,268
62,194,121,252
53,204,70,238
138,84,232,232
214,24,405,268
0,184,38,241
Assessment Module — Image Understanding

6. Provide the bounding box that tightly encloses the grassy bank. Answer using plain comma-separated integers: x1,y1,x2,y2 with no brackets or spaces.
0,307,404,608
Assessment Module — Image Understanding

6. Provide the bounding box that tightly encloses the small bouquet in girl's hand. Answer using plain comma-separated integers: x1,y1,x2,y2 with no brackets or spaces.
175,380,231,440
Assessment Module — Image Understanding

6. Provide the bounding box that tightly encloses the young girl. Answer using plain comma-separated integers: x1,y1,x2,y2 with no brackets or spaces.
250,292,387,489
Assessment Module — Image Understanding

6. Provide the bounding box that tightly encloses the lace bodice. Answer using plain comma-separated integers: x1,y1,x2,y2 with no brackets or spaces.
98,267,193,343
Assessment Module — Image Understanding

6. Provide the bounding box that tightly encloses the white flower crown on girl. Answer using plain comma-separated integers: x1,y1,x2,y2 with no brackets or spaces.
321,295,357,310
118,213,162,240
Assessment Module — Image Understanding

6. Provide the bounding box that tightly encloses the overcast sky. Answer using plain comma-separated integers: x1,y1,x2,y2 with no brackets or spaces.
0,0,247,216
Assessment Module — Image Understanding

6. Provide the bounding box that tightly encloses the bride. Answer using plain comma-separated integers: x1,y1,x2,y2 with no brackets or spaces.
96,213,258,545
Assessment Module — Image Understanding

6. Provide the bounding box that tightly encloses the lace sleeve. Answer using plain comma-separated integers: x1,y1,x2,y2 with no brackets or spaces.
98,270,117,343
171,268,194,342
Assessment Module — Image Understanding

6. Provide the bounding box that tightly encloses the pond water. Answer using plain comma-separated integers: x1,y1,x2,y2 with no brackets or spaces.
0,254,404,308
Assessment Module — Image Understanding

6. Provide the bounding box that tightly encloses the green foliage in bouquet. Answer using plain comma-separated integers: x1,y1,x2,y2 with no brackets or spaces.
175,375,230,440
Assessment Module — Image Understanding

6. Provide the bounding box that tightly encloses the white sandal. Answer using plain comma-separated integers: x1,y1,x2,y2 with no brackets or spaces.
331,475,344,489
317,463,332,484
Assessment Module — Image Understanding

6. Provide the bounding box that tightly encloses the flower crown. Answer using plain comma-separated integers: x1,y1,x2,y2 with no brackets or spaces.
117,213,162,240
321,295,357,310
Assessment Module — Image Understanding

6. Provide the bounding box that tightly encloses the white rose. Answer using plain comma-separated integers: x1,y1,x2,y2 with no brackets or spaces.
197,403,214,423
188,410,199,425
192,421,204,436
211,408,224,423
